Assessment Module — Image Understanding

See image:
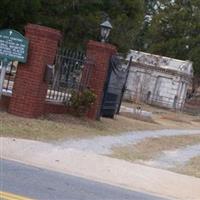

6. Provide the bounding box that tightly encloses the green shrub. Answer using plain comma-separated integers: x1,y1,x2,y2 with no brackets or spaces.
69,89,96,116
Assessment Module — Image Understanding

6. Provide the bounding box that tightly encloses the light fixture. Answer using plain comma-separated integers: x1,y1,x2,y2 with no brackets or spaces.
100,19,112,43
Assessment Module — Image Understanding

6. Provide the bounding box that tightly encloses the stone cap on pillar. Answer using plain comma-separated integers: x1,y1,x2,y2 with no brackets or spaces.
25,23,62,41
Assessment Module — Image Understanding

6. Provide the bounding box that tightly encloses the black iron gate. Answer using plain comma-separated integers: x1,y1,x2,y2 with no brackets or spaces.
101,54,132,118
46,48,94,104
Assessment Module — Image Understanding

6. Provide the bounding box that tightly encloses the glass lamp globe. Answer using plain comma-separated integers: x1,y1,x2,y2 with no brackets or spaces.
100,20,112,42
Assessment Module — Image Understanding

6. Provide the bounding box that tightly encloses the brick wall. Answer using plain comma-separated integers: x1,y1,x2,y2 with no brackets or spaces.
2,27,117,120
44,101,68,114
0,95,11,111
8,24,62,118
86,40,117,120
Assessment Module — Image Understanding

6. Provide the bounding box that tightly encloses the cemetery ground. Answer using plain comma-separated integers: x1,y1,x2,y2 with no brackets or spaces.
113,102,200,178
1,102,200,179
111,135,200,178
1,106,200,141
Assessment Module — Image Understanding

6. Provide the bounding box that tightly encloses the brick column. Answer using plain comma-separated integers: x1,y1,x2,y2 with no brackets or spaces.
86,40,117,120
9,24,62,118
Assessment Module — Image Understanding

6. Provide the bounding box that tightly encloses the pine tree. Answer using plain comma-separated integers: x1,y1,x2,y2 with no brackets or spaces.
139,0,200,80
0,0,41,32
38,0,145,52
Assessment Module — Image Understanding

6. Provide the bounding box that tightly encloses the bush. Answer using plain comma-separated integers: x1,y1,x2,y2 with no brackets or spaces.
69,89,96,116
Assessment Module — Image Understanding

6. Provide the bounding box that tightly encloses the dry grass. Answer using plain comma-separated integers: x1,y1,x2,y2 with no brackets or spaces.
192,118,200,122
0,111,161,142
1,101,200,142
122,101,200,130
175,156,200,178
111,135,200,162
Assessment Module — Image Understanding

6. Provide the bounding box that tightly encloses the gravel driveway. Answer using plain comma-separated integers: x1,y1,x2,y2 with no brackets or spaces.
59,129,200,154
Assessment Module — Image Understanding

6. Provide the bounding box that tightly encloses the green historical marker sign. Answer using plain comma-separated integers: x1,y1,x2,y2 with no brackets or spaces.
0,29,29,63
0,29,29,99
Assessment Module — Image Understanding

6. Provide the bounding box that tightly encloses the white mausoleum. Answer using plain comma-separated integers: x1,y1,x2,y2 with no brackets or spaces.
124,50,193,109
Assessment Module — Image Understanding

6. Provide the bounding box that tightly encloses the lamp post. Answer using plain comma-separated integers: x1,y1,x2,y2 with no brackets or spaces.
100,20,112,43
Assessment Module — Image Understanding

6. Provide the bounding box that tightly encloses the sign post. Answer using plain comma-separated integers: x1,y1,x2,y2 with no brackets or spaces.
0,58,9,98
0,29,29,98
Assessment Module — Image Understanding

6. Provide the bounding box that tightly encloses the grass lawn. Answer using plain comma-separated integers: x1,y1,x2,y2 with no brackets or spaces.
0,111,161,141
1,103,200,178
175,156,200,178
1,100,200,141
111,135,200,161
122,101,200,129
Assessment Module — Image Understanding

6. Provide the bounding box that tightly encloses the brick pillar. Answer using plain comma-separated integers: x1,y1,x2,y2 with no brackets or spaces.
9,24,62,118
86,40,117,120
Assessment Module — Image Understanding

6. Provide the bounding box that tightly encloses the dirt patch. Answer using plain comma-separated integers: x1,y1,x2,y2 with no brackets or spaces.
111,135,200,162
160,114,191,124
175,156,200,178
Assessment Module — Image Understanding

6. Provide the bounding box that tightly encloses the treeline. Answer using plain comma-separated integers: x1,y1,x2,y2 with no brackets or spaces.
0,0,199,79
0,0,144,53
136,0,200,84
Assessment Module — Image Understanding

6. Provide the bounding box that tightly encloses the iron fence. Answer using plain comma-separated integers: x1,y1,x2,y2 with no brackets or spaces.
0,61,17,95
46,48,94,104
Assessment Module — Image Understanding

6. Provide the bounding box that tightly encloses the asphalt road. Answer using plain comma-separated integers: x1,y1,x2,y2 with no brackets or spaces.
0,159,169,200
